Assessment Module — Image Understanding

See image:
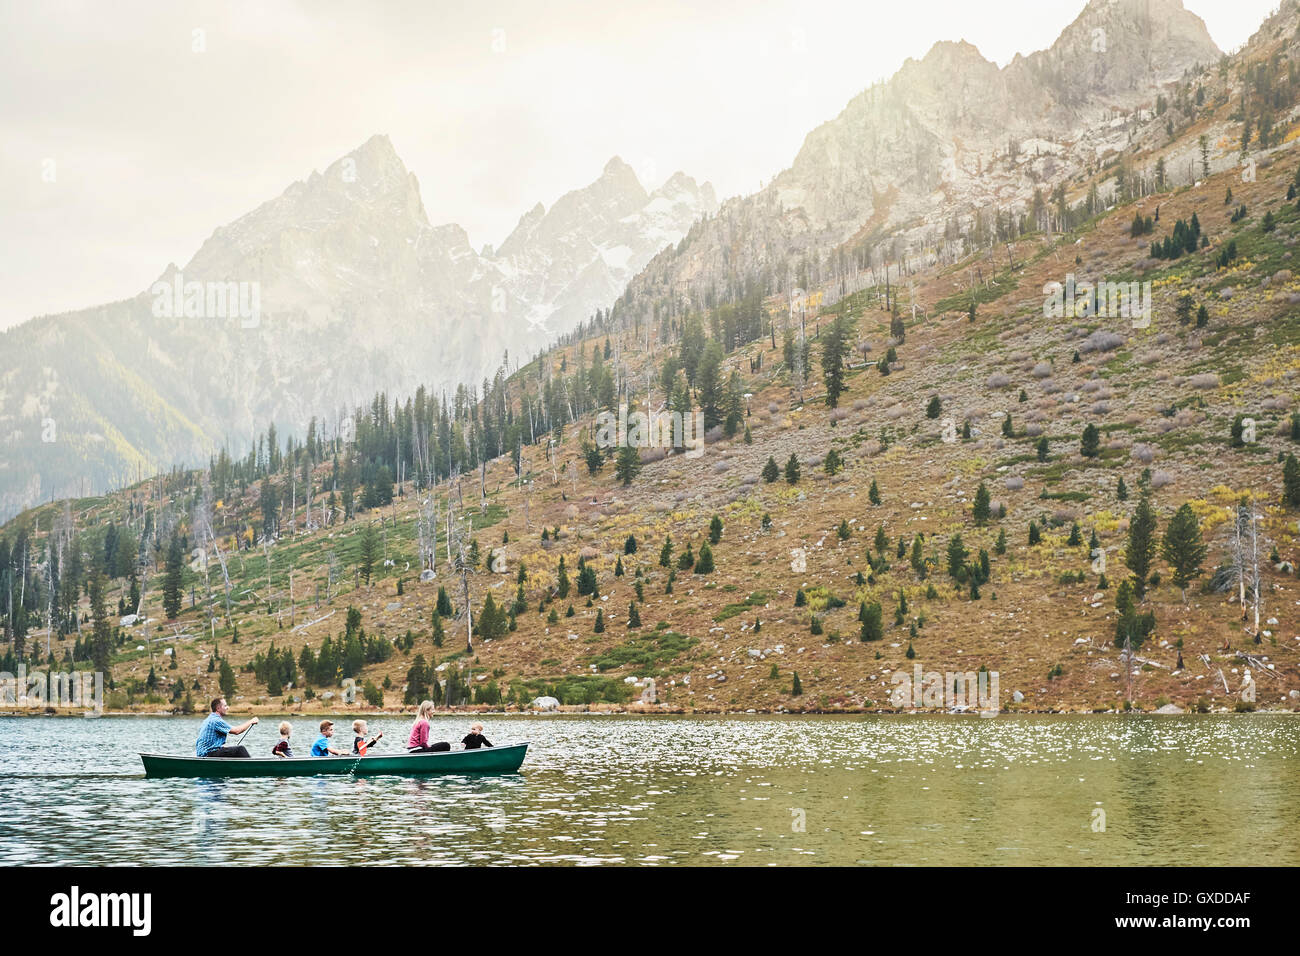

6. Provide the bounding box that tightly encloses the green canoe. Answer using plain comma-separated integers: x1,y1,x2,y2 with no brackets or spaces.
140,742,529,778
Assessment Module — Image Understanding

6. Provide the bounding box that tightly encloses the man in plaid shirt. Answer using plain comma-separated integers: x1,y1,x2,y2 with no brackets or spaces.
195,697,258,757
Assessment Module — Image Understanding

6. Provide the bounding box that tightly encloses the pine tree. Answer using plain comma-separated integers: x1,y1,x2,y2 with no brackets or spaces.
1080,423,1100,458
628,601,641,628
219,658,237,699
1114,578,1155,649
658,536,673,568
1126,492,1159,598
791,672,803,696
820,313,853,408
926,395,942,419
358,522,379,585
946,534,968,580
576,561,598,596
784,454,801,484
973,482,991,525
614,556,624,577
1036,436,1050,462
1285,454,1300,508
1230,414,1246,448
556,556,571,598
1067,523,1082,547
594,608,605,633
615,445,641,486
88,572,113,679
837,519,851,541
694,542,715,574
1117,477,1129,501
762,456,780,483
709,515,723,544
162,531,184,620
995,528,1007,555
624,535,638,554
431,611,445,648
1028,521,1041,546
869,479,881,505
405,655,429,704
437,586,453,617
910,535,926,575
1161,503,1207,601
1002,413,1014,438
860,602,883,642
874,525,889,557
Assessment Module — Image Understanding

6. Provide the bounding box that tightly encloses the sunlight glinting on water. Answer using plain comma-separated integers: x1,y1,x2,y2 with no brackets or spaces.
0,714,1295,865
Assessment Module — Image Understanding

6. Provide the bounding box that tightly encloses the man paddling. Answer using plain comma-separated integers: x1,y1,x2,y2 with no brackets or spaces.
195,697,258,757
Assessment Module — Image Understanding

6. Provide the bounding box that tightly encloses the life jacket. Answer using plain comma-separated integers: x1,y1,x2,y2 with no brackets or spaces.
354,735,368,756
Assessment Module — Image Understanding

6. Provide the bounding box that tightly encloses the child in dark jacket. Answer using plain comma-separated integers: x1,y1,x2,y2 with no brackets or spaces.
271,721,294,757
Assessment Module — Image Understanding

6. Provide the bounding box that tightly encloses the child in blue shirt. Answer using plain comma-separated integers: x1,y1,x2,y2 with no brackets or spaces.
311,719,343,756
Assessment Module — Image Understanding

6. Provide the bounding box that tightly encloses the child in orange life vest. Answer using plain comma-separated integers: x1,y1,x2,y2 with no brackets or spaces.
352,718,383,755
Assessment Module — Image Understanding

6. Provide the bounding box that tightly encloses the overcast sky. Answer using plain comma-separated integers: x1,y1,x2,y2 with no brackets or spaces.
0,0,1275,329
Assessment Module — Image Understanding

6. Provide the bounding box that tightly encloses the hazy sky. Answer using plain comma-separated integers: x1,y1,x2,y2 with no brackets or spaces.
0,0,1275,329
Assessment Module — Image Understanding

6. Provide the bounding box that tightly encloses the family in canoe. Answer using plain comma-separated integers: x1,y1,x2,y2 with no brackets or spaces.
194,697,493,758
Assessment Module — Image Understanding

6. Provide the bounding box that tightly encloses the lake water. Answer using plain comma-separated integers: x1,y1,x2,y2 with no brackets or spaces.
1,714,1296,866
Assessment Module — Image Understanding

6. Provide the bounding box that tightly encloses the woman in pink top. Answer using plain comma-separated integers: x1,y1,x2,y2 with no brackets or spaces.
407,700,447,752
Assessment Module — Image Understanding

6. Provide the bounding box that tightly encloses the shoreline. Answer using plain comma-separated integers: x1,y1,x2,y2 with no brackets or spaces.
3,704,1297,718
